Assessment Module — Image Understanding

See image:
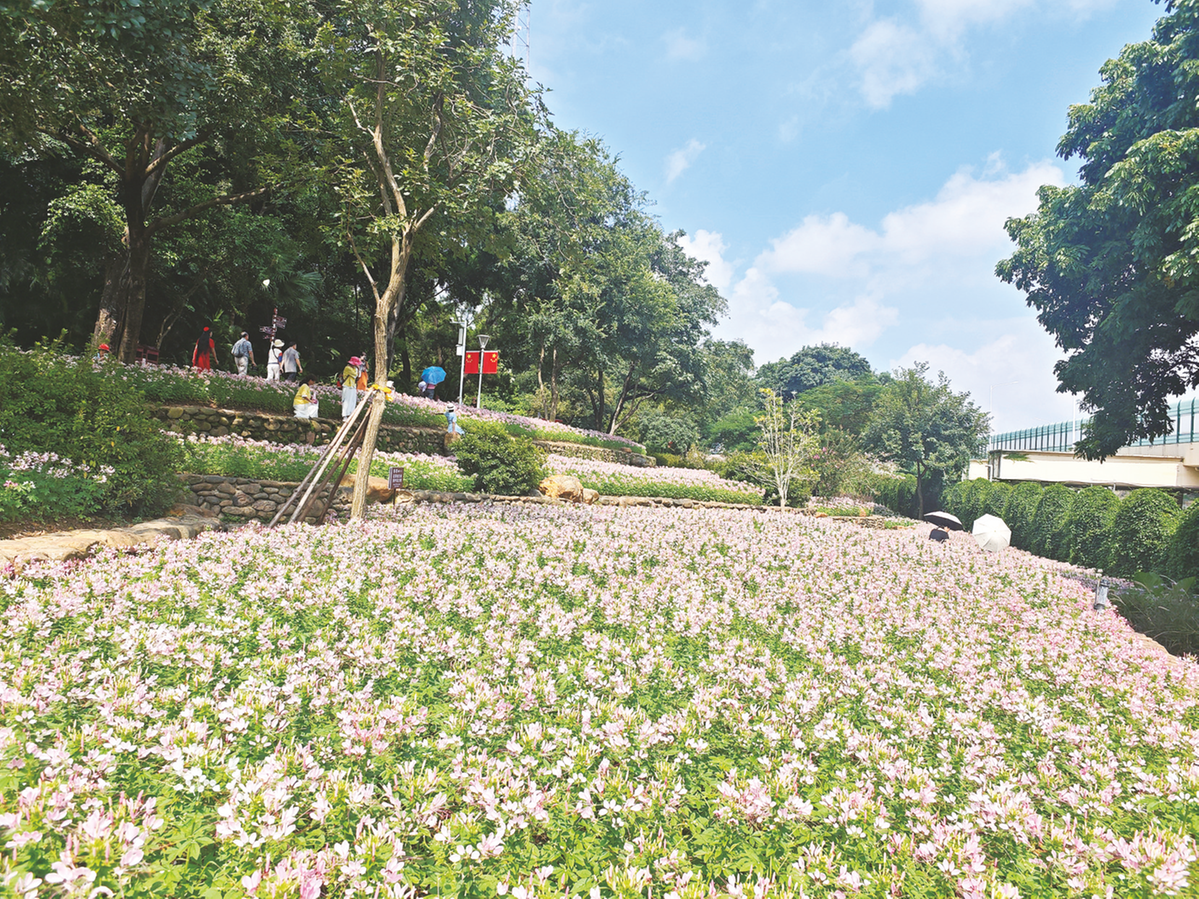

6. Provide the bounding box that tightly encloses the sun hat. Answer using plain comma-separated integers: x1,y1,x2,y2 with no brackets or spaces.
349,356,362,366
446,404,455,412
272,339,284,348
98,343,109,351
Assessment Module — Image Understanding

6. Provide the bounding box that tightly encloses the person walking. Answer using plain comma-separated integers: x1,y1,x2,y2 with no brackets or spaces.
232,331,255,376
192,327,217,371
340,355,362,420
281,341,302,382
266,339,283,381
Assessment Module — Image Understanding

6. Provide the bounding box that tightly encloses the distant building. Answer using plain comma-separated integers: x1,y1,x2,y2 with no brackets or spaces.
976,397,1199,493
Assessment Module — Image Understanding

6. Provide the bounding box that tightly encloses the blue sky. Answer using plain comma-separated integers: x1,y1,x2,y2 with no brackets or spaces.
525,0,1167,433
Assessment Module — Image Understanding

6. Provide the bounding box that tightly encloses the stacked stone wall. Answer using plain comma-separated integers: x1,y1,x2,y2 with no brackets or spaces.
155,406,445,454
181,474,350,524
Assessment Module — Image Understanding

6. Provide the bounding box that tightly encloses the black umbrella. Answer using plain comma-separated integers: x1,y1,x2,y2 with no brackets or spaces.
923,511,964,531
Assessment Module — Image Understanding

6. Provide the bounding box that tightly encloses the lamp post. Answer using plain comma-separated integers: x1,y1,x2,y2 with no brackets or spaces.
475,334,490,409
453,320,467,406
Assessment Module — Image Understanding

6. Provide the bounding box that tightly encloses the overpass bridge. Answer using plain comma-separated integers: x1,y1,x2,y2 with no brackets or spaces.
980,397,1199,491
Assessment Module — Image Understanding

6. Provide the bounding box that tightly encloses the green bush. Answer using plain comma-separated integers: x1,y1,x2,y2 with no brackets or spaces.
872,473,918,518
1063,486,1120,570
1030,484,1074,559
0,341,184,515
959,478,993,531
1167,501,1199,583
1003,482,1043,551
1108,488,1181,578
453,420,547,496
984,481,1012,520
1112,573,1199,657
939,480,965,520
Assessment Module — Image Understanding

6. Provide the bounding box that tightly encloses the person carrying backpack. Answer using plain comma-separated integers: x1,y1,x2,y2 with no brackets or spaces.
232,331,255,376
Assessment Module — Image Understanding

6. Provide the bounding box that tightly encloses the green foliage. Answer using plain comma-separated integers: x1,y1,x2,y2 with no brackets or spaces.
756,344,873,397
1002,481,1044,551
864,362,989,518
639,410,698,455
1030,484,1074,559
1167,501,1199,583
1063,486,1121,571
871,474,919,519
793,375,883,436
808,428,875,499
453,420,547,496
959,478,993,531
996,2,1199,458
0,341,183,514
1113,573,1199,657
706,409,759,454
984,481,1011,520
1108,488,1182,578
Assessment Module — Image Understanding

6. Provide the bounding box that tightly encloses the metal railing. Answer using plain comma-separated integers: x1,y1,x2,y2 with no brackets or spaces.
989,397,1199,454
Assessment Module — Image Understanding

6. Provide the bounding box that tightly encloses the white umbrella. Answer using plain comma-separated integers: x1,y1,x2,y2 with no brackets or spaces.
972,514,1012,553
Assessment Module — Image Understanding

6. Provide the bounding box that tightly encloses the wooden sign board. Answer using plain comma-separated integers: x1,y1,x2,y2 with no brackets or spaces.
388,467,404,490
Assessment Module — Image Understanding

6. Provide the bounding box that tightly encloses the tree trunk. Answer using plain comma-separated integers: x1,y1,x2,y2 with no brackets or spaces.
116,224,152,363
399,333,411,392
549,347,559,421
915,461,925,519
351,236,410,519
92,257,125,348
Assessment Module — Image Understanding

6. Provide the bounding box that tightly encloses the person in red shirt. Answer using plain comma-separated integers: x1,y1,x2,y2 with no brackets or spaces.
192,327,218,371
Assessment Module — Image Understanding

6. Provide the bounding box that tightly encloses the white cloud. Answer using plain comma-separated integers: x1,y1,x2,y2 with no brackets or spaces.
664,138,706,184
663,28,706,61
894,321,1079,433
714,158,1067,395
715,270,899,365
851,0,1116,106
851,19,938,109
676,229,736,294
755,159,1064,278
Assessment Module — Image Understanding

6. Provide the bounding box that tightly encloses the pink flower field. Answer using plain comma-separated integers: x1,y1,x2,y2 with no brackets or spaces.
2,506,1198,898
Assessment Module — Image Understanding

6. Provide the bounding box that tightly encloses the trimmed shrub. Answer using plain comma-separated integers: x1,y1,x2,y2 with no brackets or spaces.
872,473,918,519
1003,482,1043,551
1167,501,1199,583
984,482,1012,520
453,420,547,496
1030,484,1074,559
1108,489,1182,578
1063,486,1120,571
959,478,993,531
940,481,966,520
0,341,184,515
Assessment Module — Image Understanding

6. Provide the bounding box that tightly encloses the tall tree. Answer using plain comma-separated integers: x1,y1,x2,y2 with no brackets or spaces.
0,0,317,361
865,363,989,518
320,0,537,516
757,343,873,398
997,0,1199,458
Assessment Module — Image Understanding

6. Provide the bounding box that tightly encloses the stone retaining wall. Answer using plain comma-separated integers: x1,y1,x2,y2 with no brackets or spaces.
156,406,445,454
181,474,351,524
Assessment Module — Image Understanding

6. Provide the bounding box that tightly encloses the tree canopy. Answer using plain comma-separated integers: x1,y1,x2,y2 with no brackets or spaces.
756,344,873,398
865,363,989,517
997,0,1199,458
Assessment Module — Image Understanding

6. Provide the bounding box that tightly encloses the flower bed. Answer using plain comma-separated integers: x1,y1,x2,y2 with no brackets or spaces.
183,435,473,493
546,454,763,505
89,358,644,454
0,445,114,521
3,507,1197,897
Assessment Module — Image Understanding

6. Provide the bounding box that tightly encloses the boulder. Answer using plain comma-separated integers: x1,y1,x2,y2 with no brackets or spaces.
338,472,395,503
582,488,599,505
539,474,584,502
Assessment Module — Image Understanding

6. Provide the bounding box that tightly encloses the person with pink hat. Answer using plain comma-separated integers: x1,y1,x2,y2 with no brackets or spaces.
340,355,363,420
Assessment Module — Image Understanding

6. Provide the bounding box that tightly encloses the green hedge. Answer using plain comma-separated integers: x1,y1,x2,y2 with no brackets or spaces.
453,420,548,496
1030,484,1074,560
1167,501,1199,583
959,478,993,531
1062,486,1120,571
1003,482,1043,551
984,482,1012,520
872,474,918,518
1108,489,1181,578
